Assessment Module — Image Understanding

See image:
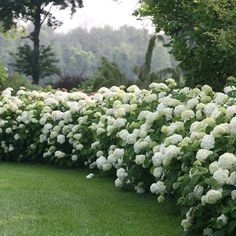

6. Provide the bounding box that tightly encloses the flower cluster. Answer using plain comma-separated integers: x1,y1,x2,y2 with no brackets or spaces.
0,80,236,235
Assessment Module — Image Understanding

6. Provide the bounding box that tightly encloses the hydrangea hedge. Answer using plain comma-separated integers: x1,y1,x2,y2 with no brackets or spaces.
1,79,236,235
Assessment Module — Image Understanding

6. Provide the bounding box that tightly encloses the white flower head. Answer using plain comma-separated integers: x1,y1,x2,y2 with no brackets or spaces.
196,149,213,162
201,189,222,205
201,135,215,150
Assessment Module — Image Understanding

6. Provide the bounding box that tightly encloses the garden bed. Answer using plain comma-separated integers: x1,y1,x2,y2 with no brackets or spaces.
0,79,236,235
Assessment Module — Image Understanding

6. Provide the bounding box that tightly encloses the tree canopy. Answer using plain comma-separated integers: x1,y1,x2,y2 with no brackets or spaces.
0,0,83,84
136,0,236,90
0,0,83,31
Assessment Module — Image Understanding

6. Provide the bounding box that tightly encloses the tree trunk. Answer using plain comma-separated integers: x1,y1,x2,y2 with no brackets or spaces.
32,5,41,84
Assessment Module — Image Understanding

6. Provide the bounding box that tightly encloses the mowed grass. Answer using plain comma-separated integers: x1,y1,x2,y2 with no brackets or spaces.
0,163,183,236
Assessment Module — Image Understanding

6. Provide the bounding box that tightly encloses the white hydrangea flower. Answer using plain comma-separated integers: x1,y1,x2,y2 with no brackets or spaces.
113,148,124,159
201,189,222,205
5,128,12,134
186,98,199,109
157,195,165,203
213,169,229,185
229,172,236,186
86,173,94,179
204,103,217,117
134,182,145,194
8,145,14,152
190,132,205,141
210,108,221,120
226,105,236,119
115,178,123,188
193,185,204,199
107,154,116,165
96,156,107,170
181,110,195,122
229,117,236,136
174,105,186,116
214,93,228,104
202,85,213,95
55,151,65,159
149,82,168,91
126,134,137,145
96,151,104,158
179,137,192,147
160,107,173,120
153,167,163,179
200,135,215,150
150,181,166,195
71,155,78,161
217,214,228,225
209,161,220,175
202,118,216,127
135,154,146,165
164,134,183,146
231,190,236,200
57,134,65,144
14,133,20,141
211,124,230,138
181,219,192,232
218,153,236,170
152,152,163,167
203,228,213,236
143,93,157,103
163,145,180,167
196,149,213,162
116,168,128,181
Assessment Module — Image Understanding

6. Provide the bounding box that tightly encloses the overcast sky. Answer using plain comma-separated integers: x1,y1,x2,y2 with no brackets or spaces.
52,0,153,33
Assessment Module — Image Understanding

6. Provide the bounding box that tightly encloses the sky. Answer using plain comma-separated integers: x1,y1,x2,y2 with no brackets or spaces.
52,0,153,33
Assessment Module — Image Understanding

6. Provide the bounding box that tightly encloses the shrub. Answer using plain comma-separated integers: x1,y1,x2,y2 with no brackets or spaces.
2,73,40,91
0,64,8,89
52,75,87,91
0,79,236,235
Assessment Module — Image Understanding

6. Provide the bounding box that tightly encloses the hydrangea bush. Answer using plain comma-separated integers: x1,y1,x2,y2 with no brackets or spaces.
0,79,236,235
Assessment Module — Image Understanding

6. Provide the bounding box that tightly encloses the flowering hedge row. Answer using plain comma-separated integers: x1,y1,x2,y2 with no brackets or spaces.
0,79,236,235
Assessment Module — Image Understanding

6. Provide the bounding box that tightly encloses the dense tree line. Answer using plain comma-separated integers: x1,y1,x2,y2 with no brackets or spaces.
0,25,175,85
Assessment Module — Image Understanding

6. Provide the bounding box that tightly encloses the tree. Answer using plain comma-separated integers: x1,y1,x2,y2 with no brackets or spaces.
92,57,127,90
136,0,236,90
138,34,157,82
0,0,83,84
14,44,60,80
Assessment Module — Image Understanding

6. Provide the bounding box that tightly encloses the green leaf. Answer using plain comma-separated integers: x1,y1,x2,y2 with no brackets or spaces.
213,229,226,236
228,220,236,234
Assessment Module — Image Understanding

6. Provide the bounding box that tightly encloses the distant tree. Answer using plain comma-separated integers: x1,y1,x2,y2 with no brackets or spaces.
14,44,60,80
138,34,157,82
137,34,181,86
0,0,83,84
93,57,127,90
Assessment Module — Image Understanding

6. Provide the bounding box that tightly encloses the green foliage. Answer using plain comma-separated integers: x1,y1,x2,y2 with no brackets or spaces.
0,26,175,86
0,0,83,84
0,64,7,88
0,1,83,32
2,73,40,91
14,44,60,80
136,0,236,90
92,57,127,90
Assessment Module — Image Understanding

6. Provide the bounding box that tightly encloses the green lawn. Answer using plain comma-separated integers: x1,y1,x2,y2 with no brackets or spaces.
0,163,183,236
